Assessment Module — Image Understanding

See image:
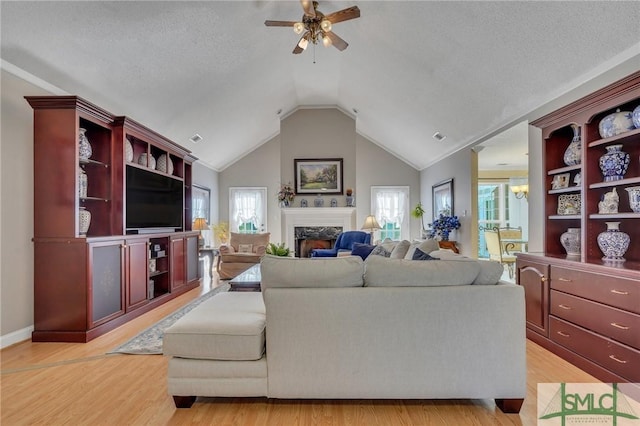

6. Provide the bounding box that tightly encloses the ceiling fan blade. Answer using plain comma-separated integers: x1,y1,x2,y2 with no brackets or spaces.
265,20,297,27
326,31,349,51
300,0,316,18
292,33,309,54
324,6,360,24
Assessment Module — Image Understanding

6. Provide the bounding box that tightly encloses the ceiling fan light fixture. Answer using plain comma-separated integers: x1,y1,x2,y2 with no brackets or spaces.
298,37,309,50
293,22,305,34
322,34,332,47
320,19,332,32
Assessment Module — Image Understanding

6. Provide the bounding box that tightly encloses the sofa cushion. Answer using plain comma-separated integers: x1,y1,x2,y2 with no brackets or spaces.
404,239,440,260
260,255,364,289
351,243,376,260
163,292,265,361
427,250,504,285
390,240,411,259
411,248,438,261
370,245,391,257
363,254,481,287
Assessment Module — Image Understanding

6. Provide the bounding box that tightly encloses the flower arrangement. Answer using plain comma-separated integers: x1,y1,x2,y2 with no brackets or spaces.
211,221,229,245
427,214,461,241
277,183,295,205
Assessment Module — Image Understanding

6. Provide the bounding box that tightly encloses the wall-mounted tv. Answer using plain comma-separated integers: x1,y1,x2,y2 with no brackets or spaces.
126,166,183,232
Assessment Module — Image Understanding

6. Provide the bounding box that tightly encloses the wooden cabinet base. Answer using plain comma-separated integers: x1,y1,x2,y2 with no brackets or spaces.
495,398,524,414
32,280,198,342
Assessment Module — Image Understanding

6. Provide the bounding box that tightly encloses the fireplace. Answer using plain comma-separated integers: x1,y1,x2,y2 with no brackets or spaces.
281,207,357,257
295,226,342,257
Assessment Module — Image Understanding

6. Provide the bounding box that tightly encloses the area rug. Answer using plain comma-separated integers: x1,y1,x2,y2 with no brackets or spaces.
108,283,229,355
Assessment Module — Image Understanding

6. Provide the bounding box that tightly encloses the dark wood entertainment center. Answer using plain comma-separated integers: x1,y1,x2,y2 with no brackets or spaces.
518,71,639,385
27,96,201,342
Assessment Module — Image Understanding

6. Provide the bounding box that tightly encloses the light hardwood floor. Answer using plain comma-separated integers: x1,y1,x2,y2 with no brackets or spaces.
1,273,599,426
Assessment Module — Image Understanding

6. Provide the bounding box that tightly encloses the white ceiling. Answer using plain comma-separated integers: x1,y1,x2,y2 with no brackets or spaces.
2,1,639,171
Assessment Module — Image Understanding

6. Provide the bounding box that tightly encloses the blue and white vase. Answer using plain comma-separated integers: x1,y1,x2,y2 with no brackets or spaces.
599,144,629,182
625,186,640,213
78,128,92,160
598,109,635,138
563,124,581,166
633,104,640,129
597,222,630,262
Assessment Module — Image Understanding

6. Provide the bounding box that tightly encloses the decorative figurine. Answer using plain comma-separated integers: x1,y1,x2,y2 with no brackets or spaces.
598,187,619,214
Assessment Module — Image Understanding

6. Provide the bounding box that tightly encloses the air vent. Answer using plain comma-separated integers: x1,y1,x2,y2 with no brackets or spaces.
189,133,203,144
432,132,446,142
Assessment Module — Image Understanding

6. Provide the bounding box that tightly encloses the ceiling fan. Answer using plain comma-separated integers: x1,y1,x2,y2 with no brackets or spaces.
265,0,360,54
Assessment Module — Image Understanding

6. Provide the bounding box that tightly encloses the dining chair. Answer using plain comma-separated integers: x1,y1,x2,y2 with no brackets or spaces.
497,226,523,254
484,229,517,279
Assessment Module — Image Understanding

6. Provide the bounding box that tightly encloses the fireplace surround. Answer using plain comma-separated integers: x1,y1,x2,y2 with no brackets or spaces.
282,208,356,257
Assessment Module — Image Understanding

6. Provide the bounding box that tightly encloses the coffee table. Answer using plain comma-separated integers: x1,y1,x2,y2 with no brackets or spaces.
229,264,261,292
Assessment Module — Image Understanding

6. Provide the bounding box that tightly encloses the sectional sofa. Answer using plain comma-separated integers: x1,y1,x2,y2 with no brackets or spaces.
163,249,526,413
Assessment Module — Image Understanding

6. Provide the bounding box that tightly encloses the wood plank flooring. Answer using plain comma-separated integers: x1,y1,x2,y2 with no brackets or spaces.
1,274,600,425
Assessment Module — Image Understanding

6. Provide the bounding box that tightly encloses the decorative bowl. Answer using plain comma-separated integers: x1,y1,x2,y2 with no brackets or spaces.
598,109,635,138
125,138,134,162
156,154,173,174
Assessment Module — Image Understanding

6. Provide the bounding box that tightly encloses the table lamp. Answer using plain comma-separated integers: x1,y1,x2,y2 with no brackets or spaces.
361,215,381,243
192,217,208,248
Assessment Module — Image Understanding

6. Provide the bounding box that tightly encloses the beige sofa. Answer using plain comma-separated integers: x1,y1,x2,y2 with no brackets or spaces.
164,253,526,412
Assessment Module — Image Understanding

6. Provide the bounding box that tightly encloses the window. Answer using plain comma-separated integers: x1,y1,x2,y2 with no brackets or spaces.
478,180,510,258
371,186,410,242
229,187,267,234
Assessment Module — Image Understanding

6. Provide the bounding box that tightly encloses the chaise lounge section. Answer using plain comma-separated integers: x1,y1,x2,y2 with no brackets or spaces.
164,253,526,412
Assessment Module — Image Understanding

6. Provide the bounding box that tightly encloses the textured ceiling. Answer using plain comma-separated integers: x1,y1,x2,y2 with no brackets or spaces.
2,1,639,171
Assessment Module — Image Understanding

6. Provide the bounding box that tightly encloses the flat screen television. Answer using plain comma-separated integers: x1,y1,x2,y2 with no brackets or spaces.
126,166,183,232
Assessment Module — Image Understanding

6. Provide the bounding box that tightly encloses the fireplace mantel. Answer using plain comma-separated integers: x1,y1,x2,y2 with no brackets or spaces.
282,208,356,256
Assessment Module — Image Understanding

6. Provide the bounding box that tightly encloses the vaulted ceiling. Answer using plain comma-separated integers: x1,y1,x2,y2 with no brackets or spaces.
2,1,639,171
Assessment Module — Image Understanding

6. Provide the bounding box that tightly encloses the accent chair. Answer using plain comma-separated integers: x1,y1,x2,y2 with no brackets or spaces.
310,231,371,257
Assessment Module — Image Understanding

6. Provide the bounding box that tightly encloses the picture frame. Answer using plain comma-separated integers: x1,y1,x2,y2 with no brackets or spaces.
432,178,454,219
192,184,211,223
294,158,343,195
551,173,570,190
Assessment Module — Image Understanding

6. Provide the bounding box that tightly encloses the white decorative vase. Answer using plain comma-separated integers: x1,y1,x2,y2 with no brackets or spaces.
560,228,581,256
78,167,88,198
625,186,640,213
78,128,92,160
79,207,91,235
598,109,635,138
156,154,173,174
597,222,630,262
138,153,156,169
563,124,581,166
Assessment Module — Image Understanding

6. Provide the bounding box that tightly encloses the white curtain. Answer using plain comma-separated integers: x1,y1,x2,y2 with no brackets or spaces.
371,186,410,240
230,188,266,233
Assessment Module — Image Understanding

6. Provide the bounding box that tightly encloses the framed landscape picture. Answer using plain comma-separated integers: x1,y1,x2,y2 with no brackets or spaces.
294,158,343,195
432,178,454,219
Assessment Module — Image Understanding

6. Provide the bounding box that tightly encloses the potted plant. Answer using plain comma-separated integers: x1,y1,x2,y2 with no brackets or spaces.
266,242,291,257
411,202,427,237
427,214,461,241
277,183,295,207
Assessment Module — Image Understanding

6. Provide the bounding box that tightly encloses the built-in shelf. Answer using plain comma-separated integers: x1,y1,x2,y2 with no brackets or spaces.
547,164,582,175
589,212,640,219
587,127,640,148
589,176,640,189
548,215,581,220
548,187,581,194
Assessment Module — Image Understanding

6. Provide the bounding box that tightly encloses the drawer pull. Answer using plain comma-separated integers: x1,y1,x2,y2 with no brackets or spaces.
608,355,627,364
610,289,629,295
610,322,630,330
557,277,572,282
556,331,570,337
558,304,572,310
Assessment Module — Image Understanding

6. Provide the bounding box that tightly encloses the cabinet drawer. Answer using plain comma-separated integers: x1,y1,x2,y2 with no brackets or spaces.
550,317,640,382
551,290,640,349
550,266,640,314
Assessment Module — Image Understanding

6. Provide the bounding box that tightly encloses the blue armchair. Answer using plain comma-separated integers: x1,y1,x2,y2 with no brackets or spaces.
311,231,371,257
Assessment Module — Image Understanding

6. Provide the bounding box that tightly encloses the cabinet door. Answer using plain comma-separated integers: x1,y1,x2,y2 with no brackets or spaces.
89,241,125,328
516,258,550,337
186,234,199,284
126,238,149,311
171,237,186,291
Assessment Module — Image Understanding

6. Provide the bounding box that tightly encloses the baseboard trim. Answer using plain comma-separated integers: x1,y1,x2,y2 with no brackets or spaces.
1,325,33,349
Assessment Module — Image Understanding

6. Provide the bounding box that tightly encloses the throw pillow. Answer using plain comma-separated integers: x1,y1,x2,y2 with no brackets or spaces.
390,240,411,259
238,243,253,253
351,243,376,260
411,248,438,261
370,245,391,257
